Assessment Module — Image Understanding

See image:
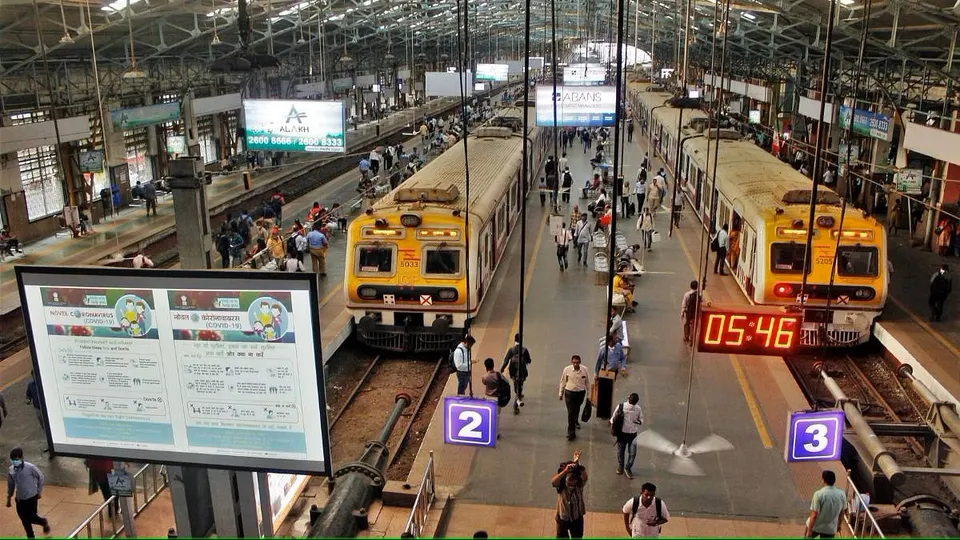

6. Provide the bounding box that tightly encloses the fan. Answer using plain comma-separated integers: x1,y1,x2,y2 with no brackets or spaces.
634,430,734,476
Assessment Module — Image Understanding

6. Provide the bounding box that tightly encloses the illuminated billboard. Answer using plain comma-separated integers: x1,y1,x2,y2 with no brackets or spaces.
563,65,606,85
16,266,332,475
476,63,509,82
243,99,346,153
535,85,617,127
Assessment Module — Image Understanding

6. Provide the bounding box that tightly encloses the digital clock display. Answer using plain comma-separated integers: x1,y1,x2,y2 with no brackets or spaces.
697,308,802,355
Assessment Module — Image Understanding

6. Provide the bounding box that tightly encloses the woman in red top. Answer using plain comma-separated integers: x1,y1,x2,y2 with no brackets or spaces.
86,459,119,516
290,218,305,236
306,202,322,223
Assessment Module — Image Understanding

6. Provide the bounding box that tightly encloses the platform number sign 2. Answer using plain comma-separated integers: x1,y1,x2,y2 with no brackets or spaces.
443,396,497,448
785,410,845,462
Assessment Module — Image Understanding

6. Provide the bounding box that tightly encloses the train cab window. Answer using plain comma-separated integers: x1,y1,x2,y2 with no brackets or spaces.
356,245,394,274
770,242,810,273
836,246,879,277
424,248,462,275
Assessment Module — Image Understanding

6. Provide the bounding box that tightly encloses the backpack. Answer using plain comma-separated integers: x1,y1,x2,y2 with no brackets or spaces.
450,344,465,370
931,274,952,296
631,496,663,533
684,291,700,318
610,403,625,437
286,235,297,256
216,232,230,252
496,373,511,408
710,234,719,252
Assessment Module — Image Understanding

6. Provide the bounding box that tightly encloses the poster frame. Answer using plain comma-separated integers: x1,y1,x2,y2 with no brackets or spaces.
15,265,332,477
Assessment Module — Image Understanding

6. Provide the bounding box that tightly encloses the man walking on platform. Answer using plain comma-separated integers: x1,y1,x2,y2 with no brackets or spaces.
142,181,157,216
559,356,590,441
681,281,700,344
929,264,952,322
805,470,847,538
6,447,51,538
622,484,670,537
610,393,643,479
306,222,328,277
501,334,532,414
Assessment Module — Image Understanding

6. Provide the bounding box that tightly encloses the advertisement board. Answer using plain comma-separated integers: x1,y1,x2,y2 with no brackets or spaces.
748,110,761,124
15,267,332,475
476,63,509,82
425,71,474,97
79,151,104,173
838,105,893,141
111,102,181,130
563,65,606,86
243,99,346,153
535,85,616,127
166,136,187,155
895,168,924,195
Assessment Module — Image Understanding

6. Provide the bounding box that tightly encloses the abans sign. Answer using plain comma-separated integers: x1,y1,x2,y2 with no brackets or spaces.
535,85,616,127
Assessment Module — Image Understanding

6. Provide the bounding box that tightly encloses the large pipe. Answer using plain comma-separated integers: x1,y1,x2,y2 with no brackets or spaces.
816,364,906,486
306,393,412,538
898,364,960,437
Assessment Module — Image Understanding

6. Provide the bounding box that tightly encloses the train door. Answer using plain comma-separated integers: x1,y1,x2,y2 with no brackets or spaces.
694,167,703,209
478,224,493,300
494,199,508,262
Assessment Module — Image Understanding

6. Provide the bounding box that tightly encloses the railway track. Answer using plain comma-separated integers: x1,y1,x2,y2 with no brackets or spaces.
328,354,448,480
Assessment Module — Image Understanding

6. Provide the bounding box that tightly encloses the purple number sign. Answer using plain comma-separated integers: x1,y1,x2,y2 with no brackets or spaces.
785,410,844,462
443,397,497,448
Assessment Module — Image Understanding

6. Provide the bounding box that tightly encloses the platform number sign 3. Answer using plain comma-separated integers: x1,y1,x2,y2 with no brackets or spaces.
443,396,497,448
785,410,845,462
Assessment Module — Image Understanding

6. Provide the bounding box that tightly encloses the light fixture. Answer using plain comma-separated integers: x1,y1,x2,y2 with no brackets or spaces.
58,0,74,44
122,0,147,79
211,0,221,44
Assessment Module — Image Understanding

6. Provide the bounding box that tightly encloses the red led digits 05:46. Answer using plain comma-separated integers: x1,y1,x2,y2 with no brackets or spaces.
697,308,801,355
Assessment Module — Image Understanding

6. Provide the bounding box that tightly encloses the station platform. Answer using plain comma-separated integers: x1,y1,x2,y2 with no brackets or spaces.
403,128,846,536
0,91,497,318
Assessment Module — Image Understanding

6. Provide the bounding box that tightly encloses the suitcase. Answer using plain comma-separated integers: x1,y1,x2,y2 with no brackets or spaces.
594,369,617,419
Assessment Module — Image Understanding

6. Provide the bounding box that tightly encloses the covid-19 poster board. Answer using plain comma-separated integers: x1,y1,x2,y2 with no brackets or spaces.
16,267,332,476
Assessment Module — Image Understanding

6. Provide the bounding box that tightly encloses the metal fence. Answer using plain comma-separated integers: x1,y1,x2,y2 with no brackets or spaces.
844,470,885,538
67,463,169,540
403,451,437,538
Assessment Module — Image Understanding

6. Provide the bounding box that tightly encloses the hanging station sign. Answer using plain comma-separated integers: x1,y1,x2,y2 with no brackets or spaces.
111,102,182,130
243,100,346,153
837,106,894,141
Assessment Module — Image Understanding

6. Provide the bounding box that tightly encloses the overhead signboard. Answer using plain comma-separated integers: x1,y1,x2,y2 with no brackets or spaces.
78,150,104,173
443,397,497,447
425,71,474,97
697,307,801,356
785,410,844,462
563,65,606,86
243,99,346,153
838,105,893,141
895,168,923,195
535,85,617,127
16,266,332,476
476,63,509,82
166,135,187,155
111,102,181,130
749,110,761,124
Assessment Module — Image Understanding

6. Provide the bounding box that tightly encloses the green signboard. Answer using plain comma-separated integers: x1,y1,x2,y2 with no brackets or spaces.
111,102,181,130
243,100,346,153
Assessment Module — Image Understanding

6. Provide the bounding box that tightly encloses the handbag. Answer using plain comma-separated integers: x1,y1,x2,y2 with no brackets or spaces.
581,399,593,422
557,244,569,256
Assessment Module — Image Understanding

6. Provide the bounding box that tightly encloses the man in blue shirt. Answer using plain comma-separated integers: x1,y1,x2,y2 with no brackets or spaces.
596,335,626,374
306,222,328,277
6,447,50,538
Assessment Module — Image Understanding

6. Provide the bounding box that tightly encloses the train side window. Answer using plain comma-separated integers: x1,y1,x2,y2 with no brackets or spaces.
356,245,395,274
836,246,879,277
770,242,810,274
424,248,462,275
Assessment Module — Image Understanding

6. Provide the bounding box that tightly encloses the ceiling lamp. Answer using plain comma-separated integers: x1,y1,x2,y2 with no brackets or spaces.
60,33,75,44
211,34,222,45
58,0,73,43
340,41,354,68
384,51,396,64
210,0,221,44
122,0,147,79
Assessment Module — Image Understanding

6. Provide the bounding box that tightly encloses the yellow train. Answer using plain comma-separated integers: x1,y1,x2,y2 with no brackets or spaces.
630,84,888,346
344,107,548,352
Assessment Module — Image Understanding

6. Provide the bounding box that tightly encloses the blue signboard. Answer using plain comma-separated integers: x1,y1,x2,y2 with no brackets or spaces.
838,105,893,141
443,396,497,447
785,410,845,462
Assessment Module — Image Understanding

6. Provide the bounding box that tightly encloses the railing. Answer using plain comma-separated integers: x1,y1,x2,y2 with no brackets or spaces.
67,463,169,540
843,471,885,538
403,451,437,538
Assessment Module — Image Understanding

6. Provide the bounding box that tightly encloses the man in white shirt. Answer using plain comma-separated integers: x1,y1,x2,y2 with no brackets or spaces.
622,484,670,538
713,224,729,275
453,335,476,395
559,355,590,441
555,223,573,271
610,393,644,478
822,167,835,185
558,152,569,174
574,215,591,267
283,257,305,272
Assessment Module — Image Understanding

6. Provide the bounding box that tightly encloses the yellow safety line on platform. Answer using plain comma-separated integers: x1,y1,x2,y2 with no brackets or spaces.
509,211,551,340
319,283,342,308
675,215,774,449
889,295,960,358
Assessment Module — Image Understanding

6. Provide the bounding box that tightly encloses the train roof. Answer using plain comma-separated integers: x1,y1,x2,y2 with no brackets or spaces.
373,127,526,221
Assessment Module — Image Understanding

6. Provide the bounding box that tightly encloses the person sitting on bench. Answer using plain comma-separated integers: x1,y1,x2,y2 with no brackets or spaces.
613,263,637,313
131,181,145,200
1,229,23,255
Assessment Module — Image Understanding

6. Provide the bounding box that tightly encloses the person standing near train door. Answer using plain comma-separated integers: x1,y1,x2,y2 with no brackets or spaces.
712,224,729,276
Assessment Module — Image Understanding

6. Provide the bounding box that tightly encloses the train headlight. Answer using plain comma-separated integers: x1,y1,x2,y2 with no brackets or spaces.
358,286,378,299
437,288,458,301
400,214,422,227
774,283,794,297
854,288,874,300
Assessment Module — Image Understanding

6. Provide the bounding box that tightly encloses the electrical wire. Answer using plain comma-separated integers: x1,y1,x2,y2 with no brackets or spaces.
454,0,474,398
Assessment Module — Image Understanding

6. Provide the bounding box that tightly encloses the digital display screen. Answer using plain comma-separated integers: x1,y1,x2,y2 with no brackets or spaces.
243,99,345,153
16,266,331,475
697,307,801,355
476,63,509,82
535,85,617,127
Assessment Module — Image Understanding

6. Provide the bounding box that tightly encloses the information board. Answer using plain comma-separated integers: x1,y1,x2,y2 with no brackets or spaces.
78,151,104,173
476,63,509,82
563,65,606,86
785,410,844,462
166,135,187,155
535,85,617,127
243,99,346,153
16,267,331,475
895,168,923,195
443,397,497,447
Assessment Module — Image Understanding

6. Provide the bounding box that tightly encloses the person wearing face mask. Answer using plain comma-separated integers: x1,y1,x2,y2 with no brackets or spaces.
6,447,51,537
